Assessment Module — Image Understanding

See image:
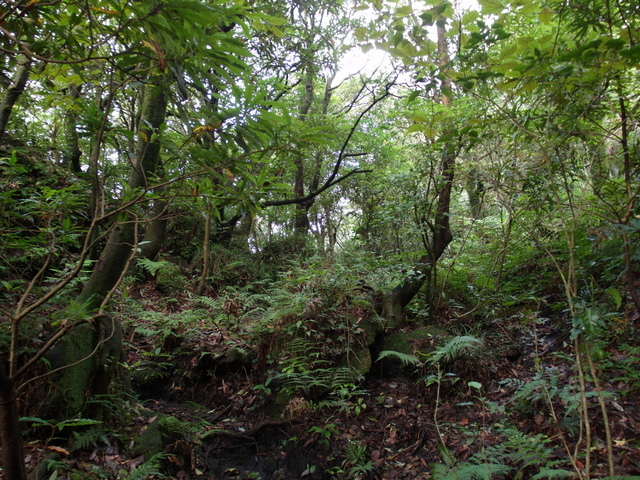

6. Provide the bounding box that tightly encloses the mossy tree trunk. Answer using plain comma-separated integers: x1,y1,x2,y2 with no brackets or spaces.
138,180,169,262
78,79,168,309
382,18,455,327
0,55,31,138
46,79,168,417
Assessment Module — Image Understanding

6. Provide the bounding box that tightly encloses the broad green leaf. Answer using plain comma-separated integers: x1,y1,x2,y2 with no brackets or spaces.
607,288,622,310
354,27,368,41
395,5,413,17
478,0,504,15
539,7,553,25
406,90,420,102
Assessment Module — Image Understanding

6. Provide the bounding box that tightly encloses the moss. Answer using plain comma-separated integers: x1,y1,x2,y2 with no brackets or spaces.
343,343,372,377
137,415,165,458
135,413,191,459
383,326,448,356
158,415,190,441
378,326,449,376
44,315,123,419
45,324,100,417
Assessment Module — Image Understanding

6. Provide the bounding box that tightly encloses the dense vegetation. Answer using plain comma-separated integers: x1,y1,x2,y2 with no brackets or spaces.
1,0,639,478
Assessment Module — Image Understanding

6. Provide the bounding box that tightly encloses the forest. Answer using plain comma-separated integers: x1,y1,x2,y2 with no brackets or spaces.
1,0,639,478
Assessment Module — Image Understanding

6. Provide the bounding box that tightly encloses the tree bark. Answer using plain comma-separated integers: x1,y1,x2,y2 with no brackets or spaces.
465,167,484,219
63,84,83,173
78,79,168,310
44,79,167,418
138,184,168,262
198,207,212,295
293,59,315,234
0,360,27,480
0,55,31,138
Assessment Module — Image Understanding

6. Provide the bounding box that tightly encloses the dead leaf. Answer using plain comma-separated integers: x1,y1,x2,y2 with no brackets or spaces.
46,446,70,455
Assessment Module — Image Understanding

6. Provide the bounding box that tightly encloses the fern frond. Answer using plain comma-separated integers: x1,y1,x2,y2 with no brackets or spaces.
126,452,166,480
71,426,107,451
431,335,483,364
432,462,510,480
195,296,219,309
377,350,424,367
137,257,169,276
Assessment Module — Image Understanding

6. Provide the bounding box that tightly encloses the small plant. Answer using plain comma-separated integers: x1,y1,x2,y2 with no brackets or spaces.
343,440,375,479
308,423,339,449
20,416,103,446
119,452,167,479
432,425,572,480
376,349,424,367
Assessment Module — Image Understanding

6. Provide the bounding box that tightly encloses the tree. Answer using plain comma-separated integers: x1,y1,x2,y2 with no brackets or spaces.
352,1,468,325
0,1,282,478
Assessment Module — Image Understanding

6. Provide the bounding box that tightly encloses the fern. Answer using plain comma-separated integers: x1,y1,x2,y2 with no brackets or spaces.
377,350,424,367
430,335,483,364
530,468,573,479
432,462,510,480
124,452,166,479
433,426,570,480
71,426,108,451
195,295,219,309
137,257,169,276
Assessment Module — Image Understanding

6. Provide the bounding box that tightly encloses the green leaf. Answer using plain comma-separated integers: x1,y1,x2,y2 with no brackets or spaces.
376,350,423,367
56,418,102,430
607,288,622,310
406,90,420,102
361,43,374,53
395,5,413,17
538,7,553,25
354,27,368,41
20,417,53,426
468,381,482,390
478,0,505,15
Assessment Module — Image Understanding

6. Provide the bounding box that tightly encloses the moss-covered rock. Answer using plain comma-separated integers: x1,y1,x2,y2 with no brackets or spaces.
377,326,449,375
135,412,191,459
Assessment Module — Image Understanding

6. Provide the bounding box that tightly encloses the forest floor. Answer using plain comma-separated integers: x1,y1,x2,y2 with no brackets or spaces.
20,281,640,480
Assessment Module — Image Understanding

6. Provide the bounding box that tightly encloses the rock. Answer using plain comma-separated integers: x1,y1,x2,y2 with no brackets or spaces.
377,326,449,375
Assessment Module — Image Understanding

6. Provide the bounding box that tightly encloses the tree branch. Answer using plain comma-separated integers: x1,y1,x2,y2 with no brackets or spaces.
261,79,393,208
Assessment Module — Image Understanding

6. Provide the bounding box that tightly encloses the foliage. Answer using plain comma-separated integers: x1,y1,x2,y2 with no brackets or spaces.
433,425,571,480
376,350,423,367
2,0,640,478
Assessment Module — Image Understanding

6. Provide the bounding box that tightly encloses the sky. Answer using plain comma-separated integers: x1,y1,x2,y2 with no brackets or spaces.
335,0,480,82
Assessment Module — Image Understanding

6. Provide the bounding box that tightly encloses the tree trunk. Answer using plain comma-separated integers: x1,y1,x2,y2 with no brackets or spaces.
0,55,31,138
45,79,167,417
381,16,454,326
0,360,27,480
198,207,212,295
78,79,168,309
63,84,83,173
293,62,315,234
465,167,484,219
138,185,168,262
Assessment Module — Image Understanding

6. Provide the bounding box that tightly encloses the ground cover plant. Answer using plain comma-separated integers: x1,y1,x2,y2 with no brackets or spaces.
1,0,640,478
